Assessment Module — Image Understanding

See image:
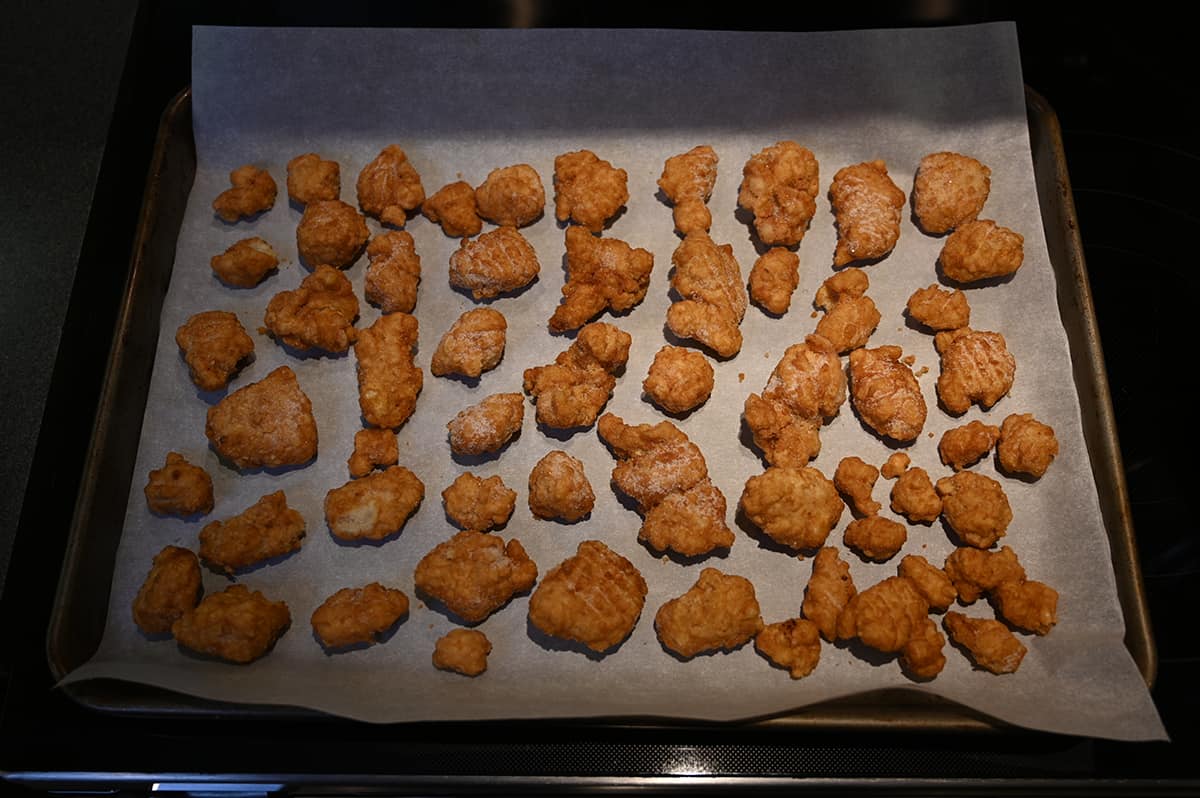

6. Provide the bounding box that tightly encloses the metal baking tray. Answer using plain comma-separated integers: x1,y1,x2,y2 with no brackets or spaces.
45,86,1155,730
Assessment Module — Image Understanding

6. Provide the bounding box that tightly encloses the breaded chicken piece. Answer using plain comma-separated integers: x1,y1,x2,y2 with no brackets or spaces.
528,450,594,523
550,226,654,332
263,265,359,353
199,490,305,574
528,540,646,652
415,530,538,623
364,231,422,315
834,456,881,516
212,164,276,222
523,322,630,430
849,346,927,442
748,247,800,315
356,144,425,227
442,472,516,531
801,547,857,641
814,267,869,307
431,308,506,378
355,312,423,430
658,145,719,236
940,220,1024,283
742,395,821,469
935,328,1016,414
939,420,1001,471
881,452,911,479
642,345,714,414
944,611,1026,674
433,628,492,676
553,150,629,232
324,466,424,542
738,141,820,246
890,467,942,523
816,295,880,354
900,616,947,679
132,545,202,635
205,366,317,469
286,153,339,206
844,515,907,562
906,284,970,331
943,545,1026,604
898,554,957,612
830,160,905,266
756,618,821,679
296,199,369,269
172,584,290,664
655,568,764,658
421,181,482,237
447,393,524,456
998,413,1059,478
739,466,844,551
210,237,279,288
311,583,409,649
912,152,991,234
992,579,1058,635
835,575,928,653
347,428,398,478
449,226,540,300
475,164,545,228
175,310,254,392
666,232,748,358
936,471,1012,548
145,452,214,516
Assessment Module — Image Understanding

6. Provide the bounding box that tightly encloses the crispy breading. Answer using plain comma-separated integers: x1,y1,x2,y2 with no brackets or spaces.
642,345,714,414
900,616,947,679
550,226,654,332
263,265,359,353
145,452,214,517
740,466,844,551
898,554,957,612
433,628,492,676
944,611,1026,674
936,471,1012,548
814,268,869,308
449,226,540,300
835,575,928,653
742,394,822,468
553,150,629,232
421,180,482,237
738,141,820,246
442,472,516,531
943,546,1026,604
475,164,545,228
912,152,991,234
817,295,880,354
844,515,907,562
666,232,747,357
172,584,290,664
756,618,821,679
210,237,279,288
655,568,764,658
296,199,369,268
286,153,339,206
205,366,317,469
940,220,1024,283
997,413,1059,478
447,393,524,456
881,452,910,479
355,312,423,430
528,540,646,652
834,456,881,516
132,545,202,635
324,466,424,542
175,310,254,392
830,160,905,266
939,420,1001,471
658,145,718,235
347,428,398,478
199,490,305,573
212,164,276,222
415,530,538,623
849,345,926,441
523,322,630,429
906,284,970,331
890,467,943,523
431,308,506,378
748,247,800,315
356,144,425,227
992,579,1058,635
640,481,732,557
935,328,1016,414
311,583,409,649
528,450,594,523
801,547,857,641
364,231,422,315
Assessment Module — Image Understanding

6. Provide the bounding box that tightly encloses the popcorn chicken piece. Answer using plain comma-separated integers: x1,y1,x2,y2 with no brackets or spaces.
442,472,516,531
431,308,506,379
528,450,594,523
433,628,492,676
656,568,764,658
992,579,1058,635
144,452,214,517
936,471,1012,548
447,393,524,457
814,268,869,308
639,481,732,558
756,618,821,679
347,428,398,478
935,328,1016,414
830,160,905,266
421,180,482,237
356,144,425,227
666,232,747,357
748,247,800,315
844,515,907,562
286,153,339,206
364,231,422,315
742,394,821,468
324,466,424,543
890,467,942,523
940,220,1024,283
739,466,844,551
549,226,654,332
801,547,857,641
210,237,279,288
263,265,359,353
553,150,629,232
900,616,947,679
943,545,1026,604
738,141,820,246
658,145,718,235
355,312,423,430
944,611,1026,674
912,152,991,234
132,545,202,635
175,310,254,392
449,226,541,300
817,296,880,354
199,490,305,574
205,366,318,469
311,583,409,649
834,456,881,516
849,345,926,442
939,420,1001,471
475,164,546,228
212,164,276,222
528,540,646,652
898,554,957,612
835,575,928,653
172,584,290,664
415,530,538,623
881,452,910,479
296,199,370,269
642,345,714,414
997,413,1059,479
523,322,630,430
906,284,970,331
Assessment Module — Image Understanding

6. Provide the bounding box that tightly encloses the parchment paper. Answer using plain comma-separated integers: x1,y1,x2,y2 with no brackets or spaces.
63,24,1166,740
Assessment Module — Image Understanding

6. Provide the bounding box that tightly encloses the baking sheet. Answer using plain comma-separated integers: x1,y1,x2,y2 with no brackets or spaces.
61,24,1165,740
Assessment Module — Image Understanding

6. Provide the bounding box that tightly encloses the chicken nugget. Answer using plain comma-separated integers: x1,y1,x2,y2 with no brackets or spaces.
356,144,425,227
997,413,1059,479
286,153,340,206
550,226,654,332
817,296,880,354
475,164,545,228
939,420,1001,471
263,265,359,353
431,308,506,379
199,490,305,574
835,575,928,653
642,346,714,414
936,471,1012,548
296,199,369,269
205,366,317,469
212,164,276,222
449,226,540,300
890,467,942,524
940,220,1024,283
553,150,629,232
943,611,1026,674
656,568,763,658
640,481,733,558
834,455,881,517
992,579,1058,636
210,237,279,288
364,231,421,314
447,392,524,457
801,547,856,641
347,428,398,478
144,452,214,517
311,582,409,650
748,247,800,315
742,394,822,469
943,545,1026,604
324,466,424,543
422,180,482,237
900,616,947,680
935,328,1016,414
849,346,926,442
658,145,718,236
355,312,423,430
175,310,254,392
415,530,538,623
906,284,970,331
132,545,202,635
830,160,905,266
756,618,821,679
442,472,516,531
528,450,594,523
172,584,290,664
523,322,630,430
814,267,868,307
740,466,843,551
666,232,747,358
912,152,991,234
433,628,492,676
844,515,907,562
881,452,911,479
898,554,957,612
738,141,820,246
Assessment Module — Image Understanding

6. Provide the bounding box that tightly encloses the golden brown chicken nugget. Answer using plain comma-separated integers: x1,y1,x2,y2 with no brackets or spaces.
997,413,1059,479
210,237,279,288
550,226,654,332
364,231,421,314
145,452,214,517
940,220,1024,283
422,180,482,238
943,611,1026,674
898,554,957,612
553,150,629,232
642,346,714,414
912,152,991,235
433,628,492,676
447,392,524,457
835,575,928,653
132,545,202,635
475,164,545,228
833,456,881,517
890,467,942,524
430,308,506,380
639,480,733,558
936,471,1012,548
740,466,843,551
356,144,425,227
199,490,305,574
849,346,926,442
802,547,856,642
347,428,398,478
817,296,880,354
756,618,821,679
296,199,369,269
523,322,630,430
263,265,359,353
830,160,905,266
935,328,1016,415
212,164,276,222
656,568,764,658
449,226,540,300
311,582,409,649
939,420,1001,471
175,310,255,392
355,312,423,430
528,450,594,523
205,366,317,469
900,616,947,680
666,232,747,358
943,545,1026,605
748,247,800,315
738,141,819,246
881,452,911,479
658,145,718,236
742,394,821,469
172,584,290,664
442,472,516,531
906,284,970,331
844,515,907,562
286,153,340,206
992,579,1058,636
415,530,538,623
814,267,869,307
324,466,424,542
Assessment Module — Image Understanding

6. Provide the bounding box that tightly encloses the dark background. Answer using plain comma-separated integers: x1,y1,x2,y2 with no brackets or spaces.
2,1,1196,792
